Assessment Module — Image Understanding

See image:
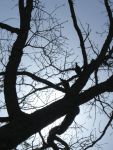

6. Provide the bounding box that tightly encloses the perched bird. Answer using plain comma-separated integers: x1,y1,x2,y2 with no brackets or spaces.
59,78,70,92
75,63,81,76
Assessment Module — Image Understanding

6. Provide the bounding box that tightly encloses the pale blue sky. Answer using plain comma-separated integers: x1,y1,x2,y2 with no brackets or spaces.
0,1,113,150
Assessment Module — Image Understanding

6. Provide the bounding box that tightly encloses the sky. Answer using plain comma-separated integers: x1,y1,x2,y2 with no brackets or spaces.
0,0,113,150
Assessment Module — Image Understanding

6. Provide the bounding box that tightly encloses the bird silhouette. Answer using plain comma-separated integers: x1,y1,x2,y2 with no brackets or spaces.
75,63,81,76
59,78,70,92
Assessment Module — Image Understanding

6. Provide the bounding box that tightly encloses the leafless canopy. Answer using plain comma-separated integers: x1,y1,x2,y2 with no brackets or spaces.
0,0,113,149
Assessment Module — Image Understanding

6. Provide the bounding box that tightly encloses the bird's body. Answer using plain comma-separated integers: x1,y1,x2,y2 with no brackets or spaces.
75,63,81,76
59,78,70,93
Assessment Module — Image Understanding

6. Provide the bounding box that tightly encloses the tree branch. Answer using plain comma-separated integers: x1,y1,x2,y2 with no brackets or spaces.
0,117,9,123
0,75,113,149
68,0,113,95
104,0,113,24
18,71,65,92
4,0,33,119
96,0,113,64
79,75,113,105
68,0,88,66
84,111,113,150
19,0,25,28
0,22,19,34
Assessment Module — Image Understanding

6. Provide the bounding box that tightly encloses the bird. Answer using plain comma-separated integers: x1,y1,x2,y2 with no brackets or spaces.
74,63,81,76
59,78,70,92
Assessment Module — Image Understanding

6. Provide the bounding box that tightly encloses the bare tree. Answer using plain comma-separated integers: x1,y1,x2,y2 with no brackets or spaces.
0,0,113,149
